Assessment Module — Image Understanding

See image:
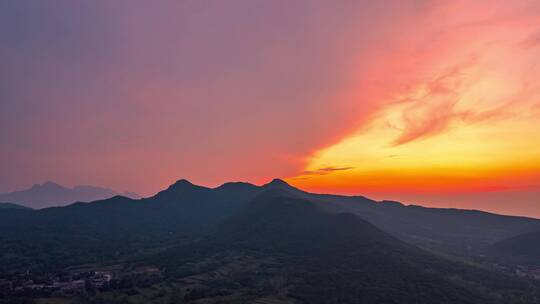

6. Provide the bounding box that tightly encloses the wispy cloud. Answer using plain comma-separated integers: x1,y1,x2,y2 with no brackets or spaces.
301,166,354,176
391,65,465,145
390,60,517,146
393,100,457,146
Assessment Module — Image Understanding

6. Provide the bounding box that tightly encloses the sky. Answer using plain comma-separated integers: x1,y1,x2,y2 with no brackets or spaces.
1,1,539,218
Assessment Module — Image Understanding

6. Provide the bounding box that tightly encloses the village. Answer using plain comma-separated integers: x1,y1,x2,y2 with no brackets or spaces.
0,266,161,299
488,262,540,281
0,270,112,298
514,265,540,280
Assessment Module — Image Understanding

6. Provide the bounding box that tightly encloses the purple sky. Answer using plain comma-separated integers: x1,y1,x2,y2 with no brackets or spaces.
1,1,416,194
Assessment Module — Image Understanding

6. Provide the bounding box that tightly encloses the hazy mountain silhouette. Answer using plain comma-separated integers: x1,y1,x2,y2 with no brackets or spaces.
0,181,140,209
122,191,141,199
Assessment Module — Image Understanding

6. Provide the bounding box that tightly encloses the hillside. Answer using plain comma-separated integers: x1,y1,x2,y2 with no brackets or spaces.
148,191,533,303
314,196,540,256
489,231,540,266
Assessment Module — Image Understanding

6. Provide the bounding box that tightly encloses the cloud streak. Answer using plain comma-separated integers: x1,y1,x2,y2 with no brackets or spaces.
301,167,354,176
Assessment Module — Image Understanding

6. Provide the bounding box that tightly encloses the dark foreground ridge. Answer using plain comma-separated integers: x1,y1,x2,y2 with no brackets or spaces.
0,179,539,303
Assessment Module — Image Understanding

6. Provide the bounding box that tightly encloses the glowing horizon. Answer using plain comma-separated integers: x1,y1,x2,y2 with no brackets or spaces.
1,1,539,218
286,1,540,217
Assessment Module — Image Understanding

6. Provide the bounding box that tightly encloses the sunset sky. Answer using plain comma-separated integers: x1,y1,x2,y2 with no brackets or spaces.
1,1,539,217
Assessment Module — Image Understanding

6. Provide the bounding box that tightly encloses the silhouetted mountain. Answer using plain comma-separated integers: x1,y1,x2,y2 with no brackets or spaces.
314,196,540,256
261,180,540,256
0,182,140,209
1,178,540,272
0,180,262,272
488,230,540,266
262,178,302,192
1,179,540,302
151,191,533,303
0,202,30,210
211,190,421,256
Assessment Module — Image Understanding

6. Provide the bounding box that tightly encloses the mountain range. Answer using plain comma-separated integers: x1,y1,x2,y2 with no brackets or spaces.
0,181,140,209
1,178,539,303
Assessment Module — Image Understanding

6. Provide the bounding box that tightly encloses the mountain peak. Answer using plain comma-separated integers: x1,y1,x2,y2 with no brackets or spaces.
165,179,197,191
215,181,258,191
32,181,66,190
262,178,302,193
173,179,194,186
264,178,290,187
157,179,210,197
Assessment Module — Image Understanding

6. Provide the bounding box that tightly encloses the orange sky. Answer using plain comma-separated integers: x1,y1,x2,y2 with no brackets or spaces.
287,1,540,217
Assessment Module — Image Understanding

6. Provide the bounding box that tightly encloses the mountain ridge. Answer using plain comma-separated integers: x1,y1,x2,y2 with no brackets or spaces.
1,178,539,302
1,178,539,271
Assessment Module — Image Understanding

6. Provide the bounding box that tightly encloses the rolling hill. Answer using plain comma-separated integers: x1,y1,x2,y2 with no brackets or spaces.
488,230,540,266
148,191,534,303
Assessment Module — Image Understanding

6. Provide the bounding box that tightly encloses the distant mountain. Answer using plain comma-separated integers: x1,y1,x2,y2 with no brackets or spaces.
488,230,540,266
0,181,140,209
151,191,532,303
122,191,141,199
0,202,31,210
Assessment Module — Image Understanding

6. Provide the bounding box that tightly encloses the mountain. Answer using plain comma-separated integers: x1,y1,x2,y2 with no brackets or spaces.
0,202,31,210
122,191,141,199
488,230,540,266
256,179,540,256
0,180,263,272
230,179,540,256
312,195,540,256
1,179,539,272
149,191,533,303
1,179,539,302
0,181,140,209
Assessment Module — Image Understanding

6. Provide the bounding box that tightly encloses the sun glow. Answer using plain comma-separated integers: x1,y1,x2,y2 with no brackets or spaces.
288,46,540,195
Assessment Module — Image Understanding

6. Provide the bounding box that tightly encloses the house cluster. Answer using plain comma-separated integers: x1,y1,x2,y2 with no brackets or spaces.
487,262,540,281
0,271,113,297
515,266,540,280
